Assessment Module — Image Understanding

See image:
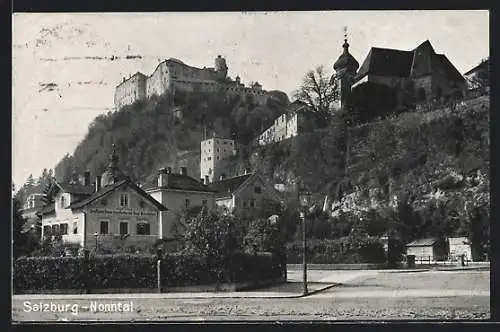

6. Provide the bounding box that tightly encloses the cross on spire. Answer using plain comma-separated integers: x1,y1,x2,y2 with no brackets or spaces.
342,26,350,53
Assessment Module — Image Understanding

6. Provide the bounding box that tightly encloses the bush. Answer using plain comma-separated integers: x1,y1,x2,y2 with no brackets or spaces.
14,256,85,292
14,250,287,293
285,237,386,264
91,254,157,289
160,252,214,286
228,252,286,283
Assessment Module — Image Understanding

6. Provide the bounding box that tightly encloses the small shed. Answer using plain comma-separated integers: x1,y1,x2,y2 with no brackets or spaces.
448,237,472,261
406,238,447,262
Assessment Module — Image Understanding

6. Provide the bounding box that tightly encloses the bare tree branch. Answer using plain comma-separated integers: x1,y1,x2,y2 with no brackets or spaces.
293,65,338,113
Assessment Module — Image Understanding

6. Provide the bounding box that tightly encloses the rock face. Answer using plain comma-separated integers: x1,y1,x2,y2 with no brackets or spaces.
331,96,489,216
245,96,489,222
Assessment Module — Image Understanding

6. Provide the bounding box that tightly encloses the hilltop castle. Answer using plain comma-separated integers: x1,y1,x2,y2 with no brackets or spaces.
114,55,271,110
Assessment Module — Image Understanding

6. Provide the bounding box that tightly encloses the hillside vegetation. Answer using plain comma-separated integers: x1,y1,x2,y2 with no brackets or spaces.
54,89,289,184
51,88,489,259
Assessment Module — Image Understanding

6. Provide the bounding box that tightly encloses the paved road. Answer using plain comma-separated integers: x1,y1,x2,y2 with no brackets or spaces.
12,270,490,322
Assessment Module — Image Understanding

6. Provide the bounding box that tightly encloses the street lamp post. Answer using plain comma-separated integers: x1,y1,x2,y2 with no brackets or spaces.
299,190,311,296
93,232,99,254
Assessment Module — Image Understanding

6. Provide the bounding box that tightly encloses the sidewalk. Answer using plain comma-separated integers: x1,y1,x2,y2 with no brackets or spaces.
12,281,338,300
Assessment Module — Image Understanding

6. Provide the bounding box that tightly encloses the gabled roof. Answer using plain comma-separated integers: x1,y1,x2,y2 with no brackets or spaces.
209,173,282,202
435,54,465,83
355,47,414,82
464,59,489,76
406,238,439,247
354,40,465,86
143,173,216,193
209,174,253,198
69,179,167,211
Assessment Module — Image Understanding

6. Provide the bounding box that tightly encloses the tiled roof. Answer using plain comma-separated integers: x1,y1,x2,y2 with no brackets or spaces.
69,179,167,211
354,40,464,85
406,238,439,247
355,47,414,82
143,174,216,193
209,174,253,197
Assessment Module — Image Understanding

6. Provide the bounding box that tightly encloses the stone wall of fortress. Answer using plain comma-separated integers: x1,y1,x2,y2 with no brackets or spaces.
114,57,271,110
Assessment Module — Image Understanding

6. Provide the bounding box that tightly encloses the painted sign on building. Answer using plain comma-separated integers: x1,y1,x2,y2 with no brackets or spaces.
89,208,157,216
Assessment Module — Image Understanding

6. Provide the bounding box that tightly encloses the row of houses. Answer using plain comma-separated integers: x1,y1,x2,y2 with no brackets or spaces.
33,145,282,253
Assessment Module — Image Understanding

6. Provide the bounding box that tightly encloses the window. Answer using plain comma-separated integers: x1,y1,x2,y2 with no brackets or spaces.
202,199,207,206
136,222,150,235
254,186,262,194
100,221,109,234
120,222,129,235
185,198,190,208
43,226,51,236
249,199,256,208
243,201,247,207
60,196,66,208
417,88,426,102
207,157,211,161
52,224,59,235
60,223,68,235
72,221,78,234
119,193,129,208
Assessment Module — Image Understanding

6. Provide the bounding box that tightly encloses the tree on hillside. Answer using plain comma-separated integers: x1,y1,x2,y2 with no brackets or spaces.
293,65,339,113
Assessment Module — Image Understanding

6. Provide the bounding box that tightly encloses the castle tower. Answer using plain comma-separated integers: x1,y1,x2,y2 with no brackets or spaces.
200,136,236,184
332,27,359,110
215,55,228,79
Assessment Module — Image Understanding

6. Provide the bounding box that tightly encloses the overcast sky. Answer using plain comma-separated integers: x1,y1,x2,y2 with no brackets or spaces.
12,10,489,190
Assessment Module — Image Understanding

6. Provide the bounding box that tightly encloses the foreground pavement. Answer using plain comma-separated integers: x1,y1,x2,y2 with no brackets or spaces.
12,269,490,322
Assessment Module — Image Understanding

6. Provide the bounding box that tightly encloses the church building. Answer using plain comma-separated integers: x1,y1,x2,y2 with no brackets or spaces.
331,29,466,117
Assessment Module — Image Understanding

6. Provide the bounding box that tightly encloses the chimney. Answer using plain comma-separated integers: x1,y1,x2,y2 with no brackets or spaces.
180,167,187,176
84,171,91,186
204,175,209,185
95,175,102,192
158,168,169,187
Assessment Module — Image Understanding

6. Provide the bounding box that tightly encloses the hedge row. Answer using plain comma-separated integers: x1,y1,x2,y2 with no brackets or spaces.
285,237,386,264
13,252,286,293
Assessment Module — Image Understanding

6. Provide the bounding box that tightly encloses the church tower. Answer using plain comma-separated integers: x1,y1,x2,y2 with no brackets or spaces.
100,144,125,187
332,27,359,110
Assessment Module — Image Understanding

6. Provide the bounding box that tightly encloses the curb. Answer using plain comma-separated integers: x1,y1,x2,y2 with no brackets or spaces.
12,283,340,300
382,269,430,273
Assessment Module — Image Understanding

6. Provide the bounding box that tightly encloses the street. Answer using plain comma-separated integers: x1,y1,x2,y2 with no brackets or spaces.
12,269,490,322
